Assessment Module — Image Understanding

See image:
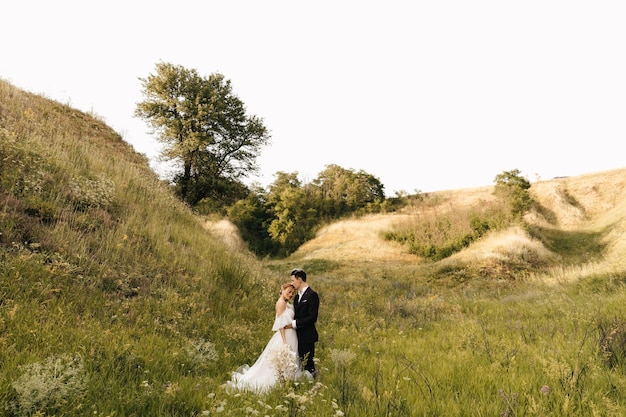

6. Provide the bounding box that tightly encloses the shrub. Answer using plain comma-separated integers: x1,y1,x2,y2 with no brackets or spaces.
67,174,116,211
385,201,513,261
8,353,87,416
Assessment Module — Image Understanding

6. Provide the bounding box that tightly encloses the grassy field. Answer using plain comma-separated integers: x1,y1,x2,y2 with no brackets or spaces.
262,167,626,416
2,78,626,416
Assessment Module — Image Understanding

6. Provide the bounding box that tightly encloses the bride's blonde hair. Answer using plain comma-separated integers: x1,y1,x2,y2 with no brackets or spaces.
280,282,295,294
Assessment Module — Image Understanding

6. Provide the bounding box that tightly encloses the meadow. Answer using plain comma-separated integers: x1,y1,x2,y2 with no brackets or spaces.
2,78,626,416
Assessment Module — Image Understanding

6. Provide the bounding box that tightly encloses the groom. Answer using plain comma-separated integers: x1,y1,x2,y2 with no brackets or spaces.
286,268,319,377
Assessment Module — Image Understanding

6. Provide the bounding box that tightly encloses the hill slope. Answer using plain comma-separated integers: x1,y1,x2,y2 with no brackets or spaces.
4,78,626,416
0,79,275,415
272,168,626,283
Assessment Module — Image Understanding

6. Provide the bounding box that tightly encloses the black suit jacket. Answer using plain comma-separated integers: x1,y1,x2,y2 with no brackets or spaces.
294,287,319,345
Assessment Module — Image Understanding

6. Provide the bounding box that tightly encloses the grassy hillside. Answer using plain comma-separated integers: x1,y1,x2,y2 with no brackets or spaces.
277,167,626,282
264,169,626,416
0,80,281,416
3,78,626,416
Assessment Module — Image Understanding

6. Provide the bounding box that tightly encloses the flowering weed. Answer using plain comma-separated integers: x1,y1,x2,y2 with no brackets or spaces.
8,353,87,416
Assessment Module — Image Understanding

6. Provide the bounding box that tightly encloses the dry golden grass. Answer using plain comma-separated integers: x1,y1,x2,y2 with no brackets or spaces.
209,167,626,284
529,168,626,229
204,218,247,252
291,213,419,263
449,225,556,263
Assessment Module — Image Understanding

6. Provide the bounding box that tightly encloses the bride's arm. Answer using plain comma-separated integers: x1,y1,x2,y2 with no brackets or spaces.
276,299,288,344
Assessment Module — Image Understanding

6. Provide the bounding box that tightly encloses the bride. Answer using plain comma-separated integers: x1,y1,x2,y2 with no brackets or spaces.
226,283,300,393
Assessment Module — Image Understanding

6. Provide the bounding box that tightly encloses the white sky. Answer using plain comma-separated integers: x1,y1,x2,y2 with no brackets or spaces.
2,1,625,194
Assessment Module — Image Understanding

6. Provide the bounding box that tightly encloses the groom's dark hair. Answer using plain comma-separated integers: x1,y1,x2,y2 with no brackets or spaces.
291,269,307,281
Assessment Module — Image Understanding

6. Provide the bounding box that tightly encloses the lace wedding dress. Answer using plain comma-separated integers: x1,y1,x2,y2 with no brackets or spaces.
226,303,300,393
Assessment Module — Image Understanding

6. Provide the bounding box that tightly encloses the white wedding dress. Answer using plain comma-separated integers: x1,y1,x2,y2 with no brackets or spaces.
226,303,300,393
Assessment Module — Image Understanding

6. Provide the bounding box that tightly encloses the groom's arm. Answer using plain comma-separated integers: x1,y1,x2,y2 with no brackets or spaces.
295,292,319,329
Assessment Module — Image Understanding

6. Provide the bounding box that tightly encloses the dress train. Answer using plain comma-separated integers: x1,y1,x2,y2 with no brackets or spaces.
226,303,300,393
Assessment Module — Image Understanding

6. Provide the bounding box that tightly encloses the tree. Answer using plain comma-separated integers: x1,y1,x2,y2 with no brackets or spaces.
135,62,270,206
493,169,533,217
265,172,318,256
310,164,385,217
227,185,277,256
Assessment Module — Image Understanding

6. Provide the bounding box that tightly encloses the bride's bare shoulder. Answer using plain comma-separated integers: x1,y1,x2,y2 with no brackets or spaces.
275,298,287,315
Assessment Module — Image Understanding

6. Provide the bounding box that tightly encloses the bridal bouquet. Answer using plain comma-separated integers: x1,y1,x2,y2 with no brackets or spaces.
269,344,299,382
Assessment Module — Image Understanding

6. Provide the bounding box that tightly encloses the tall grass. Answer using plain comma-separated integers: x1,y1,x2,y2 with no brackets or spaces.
384,198,514,261
0,80,271,415
3,79,626,415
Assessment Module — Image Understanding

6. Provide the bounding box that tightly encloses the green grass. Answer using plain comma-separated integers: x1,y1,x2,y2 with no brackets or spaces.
2,79,626,416
383,198,514,261
530,226,608,264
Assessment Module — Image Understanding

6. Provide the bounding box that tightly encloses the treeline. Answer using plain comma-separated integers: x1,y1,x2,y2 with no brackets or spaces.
228,167,533,259
227,164,395,257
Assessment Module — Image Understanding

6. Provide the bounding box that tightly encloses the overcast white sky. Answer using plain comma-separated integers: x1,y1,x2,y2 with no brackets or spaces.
2,1,625,194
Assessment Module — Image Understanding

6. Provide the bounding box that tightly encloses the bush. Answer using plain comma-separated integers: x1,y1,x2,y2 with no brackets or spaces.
8,353,87,416
385,201,512,261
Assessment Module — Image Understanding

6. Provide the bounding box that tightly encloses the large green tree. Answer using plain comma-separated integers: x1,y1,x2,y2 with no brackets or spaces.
135,62,270,206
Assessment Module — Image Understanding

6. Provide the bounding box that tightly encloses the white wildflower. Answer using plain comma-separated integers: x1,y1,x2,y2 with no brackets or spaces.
269,344,299,381
329,348,356,367
10,353,87,415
